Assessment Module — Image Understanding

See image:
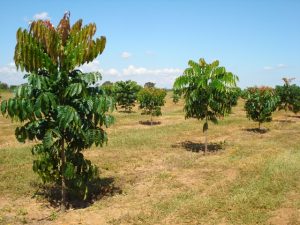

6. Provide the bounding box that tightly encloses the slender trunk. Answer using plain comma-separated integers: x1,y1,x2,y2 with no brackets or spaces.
61,138,66,211
150,114,153,126
204,129,208,155
258,122,261,130
204,116,208,155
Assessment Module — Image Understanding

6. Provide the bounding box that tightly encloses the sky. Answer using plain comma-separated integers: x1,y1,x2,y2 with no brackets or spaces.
0,0,299,88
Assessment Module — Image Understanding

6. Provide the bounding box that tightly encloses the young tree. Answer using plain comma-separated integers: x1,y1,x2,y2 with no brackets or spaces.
244,87,279,129
174,58,238,154
137,87,167,125
172,89,180,104
114,80,141,112
101,81,114,97
0,82,9,90
275,78,300,116
1,13,114,210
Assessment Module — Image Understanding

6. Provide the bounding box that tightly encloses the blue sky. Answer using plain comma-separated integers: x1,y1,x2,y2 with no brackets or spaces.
0,0,299,88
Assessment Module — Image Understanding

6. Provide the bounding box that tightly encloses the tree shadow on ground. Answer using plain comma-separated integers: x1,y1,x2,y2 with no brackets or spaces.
172,141,225,153
139,120,161,126
273,119,296,123
243,128,269,134
288,115,300,119
118,110,137,114
32,177,122,210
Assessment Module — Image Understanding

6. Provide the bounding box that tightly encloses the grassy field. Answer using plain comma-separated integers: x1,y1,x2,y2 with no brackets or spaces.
1,90,300,224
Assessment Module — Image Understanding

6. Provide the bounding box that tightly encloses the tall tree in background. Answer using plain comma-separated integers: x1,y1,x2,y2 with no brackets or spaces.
114,80,141,112
174,58,238,154
1,13,114,210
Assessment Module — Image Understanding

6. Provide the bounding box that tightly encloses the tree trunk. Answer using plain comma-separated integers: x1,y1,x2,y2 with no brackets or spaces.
61,138,66,211
204,129,208,155
150,114,153,126
258,122,261,130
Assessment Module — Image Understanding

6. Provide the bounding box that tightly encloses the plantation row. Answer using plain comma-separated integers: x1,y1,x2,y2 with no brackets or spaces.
1,12,300,211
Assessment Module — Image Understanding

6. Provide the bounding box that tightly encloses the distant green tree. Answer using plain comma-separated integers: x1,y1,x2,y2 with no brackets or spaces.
275,78,300,115
144,82,155,88
172,89,180,104
244,87,279,129
9,85,18,91
174,58,238,153
0,82,9,90
137,87,167,125
114,80,142,112
1,13,114,210
101,81,114,97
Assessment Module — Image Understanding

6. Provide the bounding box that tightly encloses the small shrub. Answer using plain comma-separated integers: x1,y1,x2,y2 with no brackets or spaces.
275,79,300,115
114,80,141,112
244,87,279,129
137,87,167,125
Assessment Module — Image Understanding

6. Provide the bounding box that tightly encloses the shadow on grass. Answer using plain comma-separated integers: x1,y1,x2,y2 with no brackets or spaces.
288,115,300,119
172,141,225,153
273,119,296,123
139,120,161,126
32,177,122,210
118,110,137,114
243,128,269,134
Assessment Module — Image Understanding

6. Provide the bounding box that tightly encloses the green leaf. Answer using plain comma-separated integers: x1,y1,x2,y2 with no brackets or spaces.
1,100,7,115
64,162,75,179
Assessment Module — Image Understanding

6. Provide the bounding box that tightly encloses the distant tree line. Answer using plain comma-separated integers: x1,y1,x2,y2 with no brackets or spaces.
0,82,19,91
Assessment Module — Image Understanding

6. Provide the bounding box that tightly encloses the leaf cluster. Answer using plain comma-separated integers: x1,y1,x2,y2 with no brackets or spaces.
114,80,142,112
275,83,300,114
137,87,167,117
244,87,279,125
173,58,239,132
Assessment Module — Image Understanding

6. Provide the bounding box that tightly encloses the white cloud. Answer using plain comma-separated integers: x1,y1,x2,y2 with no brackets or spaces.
121,52,132,59
277,63,287,69
123,65,182,76
106,68,120,76
33,12,50,20
263,64,288,71
0,60,182,88
80,63,182,87
0,63,25,85
79,60,103,73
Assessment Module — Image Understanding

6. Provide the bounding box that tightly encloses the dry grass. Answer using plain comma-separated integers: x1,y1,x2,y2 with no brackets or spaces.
1,91,300,224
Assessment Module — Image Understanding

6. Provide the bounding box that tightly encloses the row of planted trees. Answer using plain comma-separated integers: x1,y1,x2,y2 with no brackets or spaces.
1,13,300,210
101,80,167,125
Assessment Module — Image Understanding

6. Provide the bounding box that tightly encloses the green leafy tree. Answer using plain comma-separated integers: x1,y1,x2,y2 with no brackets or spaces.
275,78,300,115
172,89,180,104
174,58,238,154
0,82,9,90
244,87,279,129
101,81,114,97
114,80,142,112
1,13,114,210
9,85,19,91
137,87,167,125
144,82,155,88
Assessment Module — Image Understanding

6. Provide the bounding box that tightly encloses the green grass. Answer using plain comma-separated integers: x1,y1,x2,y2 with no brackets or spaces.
1,91,300,224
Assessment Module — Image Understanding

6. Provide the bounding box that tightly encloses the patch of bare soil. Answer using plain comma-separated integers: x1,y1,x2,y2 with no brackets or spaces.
0,197,55,225
268,208,300,225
